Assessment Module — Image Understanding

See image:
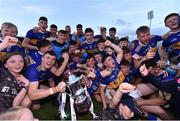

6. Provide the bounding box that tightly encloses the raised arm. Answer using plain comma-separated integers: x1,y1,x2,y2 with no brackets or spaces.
104,40,123,63
50,52,69,76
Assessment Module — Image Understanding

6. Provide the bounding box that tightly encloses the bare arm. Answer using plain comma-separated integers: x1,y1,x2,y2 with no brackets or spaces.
109,83,136,109
13,88,27,106
0,36,18,51
28,81,66,100
50,52,69,76
100,85,107,109
22,37,38,50
136,97,167,107
105,40,123,63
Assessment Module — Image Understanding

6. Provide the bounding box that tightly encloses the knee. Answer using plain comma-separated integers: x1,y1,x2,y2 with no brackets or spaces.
20,108,34,120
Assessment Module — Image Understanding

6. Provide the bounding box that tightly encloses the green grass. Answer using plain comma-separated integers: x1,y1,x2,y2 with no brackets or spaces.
32,97,102,120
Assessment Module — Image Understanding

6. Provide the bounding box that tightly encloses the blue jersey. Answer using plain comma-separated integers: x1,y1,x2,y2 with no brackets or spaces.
71,34,86,43
87,68,101,95
132,35,162,61
149,71,177,94
123,69,139,84
25,64,52,83
101,60,125,89
51,40,69,60
27,50,43,66
162,31,180,58
25,29,50,46
80,40,98,54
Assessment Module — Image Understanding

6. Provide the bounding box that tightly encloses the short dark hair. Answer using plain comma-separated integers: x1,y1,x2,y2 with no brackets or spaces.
36,39,51,49
97,38,106,44
100,27,106,31
122,46,131,54
140,59,157,69
58,30,67,34
85,28,94,33
121,59,130,66
119,37,129,42
50,24,57,29
164,13,179,23
39,16,48,22
136,26,150,35
76,24,83,28
43,51,56,57
69,41,77,46
109,27,116,32
86,53,94,60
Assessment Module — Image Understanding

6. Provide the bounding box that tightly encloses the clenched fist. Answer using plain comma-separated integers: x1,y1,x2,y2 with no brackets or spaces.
118,83,136,93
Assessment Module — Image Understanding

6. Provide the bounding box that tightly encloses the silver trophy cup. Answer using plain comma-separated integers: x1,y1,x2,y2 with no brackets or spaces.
67,73,91,113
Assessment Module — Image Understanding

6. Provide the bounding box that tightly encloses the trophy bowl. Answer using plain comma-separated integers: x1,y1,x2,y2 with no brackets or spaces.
67,72,91,113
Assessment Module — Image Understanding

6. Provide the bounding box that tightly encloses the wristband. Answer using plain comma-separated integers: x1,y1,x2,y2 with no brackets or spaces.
49,88,54,95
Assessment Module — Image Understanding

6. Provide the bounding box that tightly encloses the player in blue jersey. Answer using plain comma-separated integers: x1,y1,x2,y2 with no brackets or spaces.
22,16,50,51
51,30,69,60
132,26,162,69
129,59,178,119
99,39,123,109
0,22,25,63
71,24,86,43
80,28,98,56
160,13,180,59
27,39,52,66
120,59,141,85
46,24,58,42
26,51,67,110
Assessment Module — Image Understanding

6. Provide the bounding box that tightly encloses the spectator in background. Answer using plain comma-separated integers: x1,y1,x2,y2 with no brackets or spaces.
94,27,109,40
0,52,31,113
109,27,119,45
0,22,25,64
65,25,72,40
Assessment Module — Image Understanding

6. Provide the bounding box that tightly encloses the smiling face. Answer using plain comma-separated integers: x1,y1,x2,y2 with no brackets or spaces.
42,53,56,69
1,26,17,38
4,54,24,75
